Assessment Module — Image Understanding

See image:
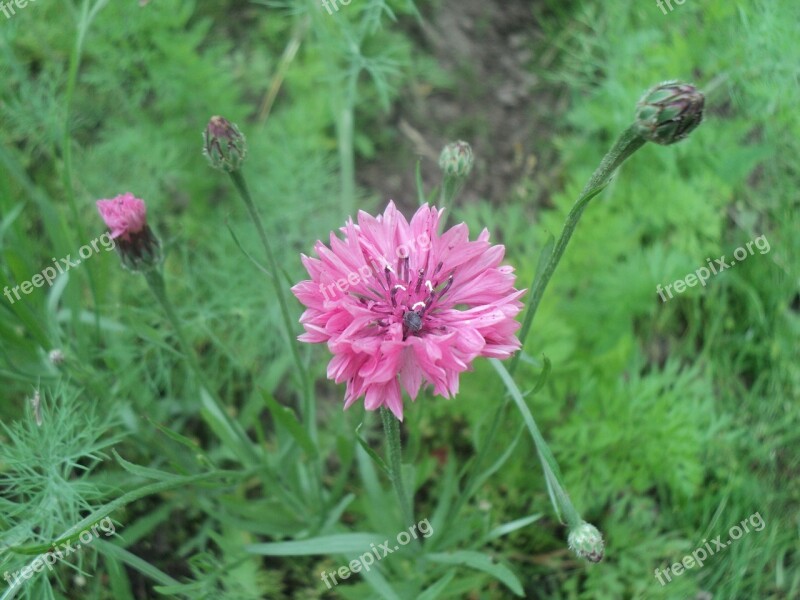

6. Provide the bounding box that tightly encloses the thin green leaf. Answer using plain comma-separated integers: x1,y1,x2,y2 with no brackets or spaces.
428,550,524,597
113,449,184,482
417,571,456,600
415,159,426,205
356,422,390,475
263,391,318,458
95,540,181,588
246,533,383,556
225,219,272,277
485,514,543,542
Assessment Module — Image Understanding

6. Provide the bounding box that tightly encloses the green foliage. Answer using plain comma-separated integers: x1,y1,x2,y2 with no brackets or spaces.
1,0,798,598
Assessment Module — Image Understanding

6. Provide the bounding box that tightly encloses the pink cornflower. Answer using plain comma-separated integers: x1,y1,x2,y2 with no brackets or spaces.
96,193,147,240
292,202,524,420
96,193,161,272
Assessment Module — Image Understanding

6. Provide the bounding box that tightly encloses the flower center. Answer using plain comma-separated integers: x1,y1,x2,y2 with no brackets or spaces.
359,255,454,339
402,309,423,333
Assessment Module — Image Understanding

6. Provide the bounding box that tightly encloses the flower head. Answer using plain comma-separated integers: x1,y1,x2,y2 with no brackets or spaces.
292,202,524,420
635,81,704,145
568,521,604,563
96,193,147,240
96,193,161,272
203,116,247,172
439,141,474,178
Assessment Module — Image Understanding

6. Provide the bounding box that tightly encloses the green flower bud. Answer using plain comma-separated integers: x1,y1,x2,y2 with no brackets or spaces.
203,116,248,171
635,81,704,145
568,521,604,563
439,141,474,178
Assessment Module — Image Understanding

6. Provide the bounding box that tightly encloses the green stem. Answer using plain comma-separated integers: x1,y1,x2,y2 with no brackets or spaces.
451,126,647,527
144,268,258,465
438,175,465,231
63,0,106,336
227,169,325,513
491,359,580,527
511,125,646,372
380,407,417,535
336,74,358,219
227,170,316,443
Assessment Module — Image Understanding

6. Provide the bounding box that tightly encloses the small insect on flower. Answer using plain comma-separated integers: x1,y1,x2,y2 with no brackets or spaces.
292,202,525,420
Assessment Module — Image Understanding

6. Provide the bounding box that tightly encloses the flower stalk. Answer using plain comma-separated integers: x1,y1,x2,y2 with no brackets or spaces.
438,141,474,226
143,268,259,465
512,125,646,364
380,407,417,542
226,169,317,444
474,84,704,562
203,115,316,442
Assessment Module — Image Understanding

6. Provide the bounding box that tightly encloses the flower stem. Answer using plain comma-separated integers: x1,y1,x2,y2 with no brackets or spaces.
512,125,646,371
453,126,648,527
227,169,317,444
380,407,417,535
336,74,358,220
491,359,580,528
63,0,108,337
144,268,258,465
438,175,465,231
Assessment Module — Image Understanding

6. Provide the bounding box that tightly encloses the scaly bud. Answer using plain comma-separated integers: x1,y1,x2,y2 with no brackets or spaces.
635,81,704,145
439,141,474,178
203,116,247,172
568,521,604,563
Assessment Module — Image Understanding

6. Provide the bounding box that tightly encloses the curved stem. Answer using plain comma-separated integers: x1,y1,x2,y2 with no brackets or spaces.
144,269,258,465
452,126,648,526
491,359,580,527
511,125,646,372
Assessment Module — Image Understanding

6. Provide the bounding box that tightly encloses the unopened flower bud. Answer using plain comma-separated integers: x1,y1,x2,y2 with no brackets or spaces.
439,141,474,178
568,521,604,563
96,193,162,273
635,81,704,145
203,116,247,172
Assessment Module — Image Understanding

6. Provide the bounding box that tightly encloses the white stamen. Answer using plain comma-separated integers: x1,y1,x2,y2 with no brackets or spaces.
425,280,433,292
412,301,426,310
